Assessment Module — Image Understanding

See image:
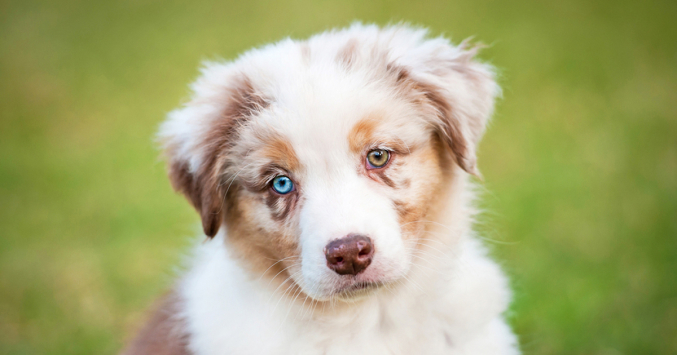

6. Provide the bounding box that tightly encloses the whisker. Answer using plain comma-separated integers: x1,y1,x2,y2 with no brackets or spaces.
270,270,302,316
266,266,300,305
295,288,311,321
265,262,298,289
281,284,306,327
257,256,298,282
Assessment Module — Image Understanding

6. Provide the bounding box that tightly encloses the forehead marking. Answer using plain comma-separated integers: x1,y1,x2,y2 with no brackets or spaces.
348,114,381,154
261,134,300,172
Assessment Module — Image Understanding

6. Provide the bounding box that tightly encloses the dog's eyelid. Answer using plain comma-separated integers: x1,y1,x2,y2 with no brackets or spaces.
367,145,407,157
261,162,290,174
366,139,411,156
265,170,292,184
365,142,390,152
257,164,296,187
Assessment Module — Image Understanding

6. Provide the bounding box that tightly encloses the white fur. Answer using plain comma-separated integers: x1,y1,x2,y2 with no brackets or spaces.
180,228,517,354
162,23,518,354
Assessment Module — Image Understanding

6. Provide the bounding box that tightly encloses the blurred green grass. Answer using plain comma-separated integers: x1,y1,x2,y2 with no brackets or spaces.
0,0,675,353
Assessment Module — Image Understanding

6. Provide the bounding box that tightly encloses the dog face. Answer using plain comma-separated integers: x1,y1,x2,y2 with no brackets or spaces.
160,25,498,301
229,75,448,300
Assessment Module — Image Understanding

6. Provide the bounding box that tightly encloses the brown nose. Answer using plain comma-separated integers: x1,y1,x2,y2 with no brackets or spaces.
324,235,374,276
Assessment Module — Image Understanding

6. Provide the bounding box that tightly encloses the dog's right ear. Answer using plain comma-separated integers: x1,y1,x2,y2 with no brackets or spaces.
159,66,267,237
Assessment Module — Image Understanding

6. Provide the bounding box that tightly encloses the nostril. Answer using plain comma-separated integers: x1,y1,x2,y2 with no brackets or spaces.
324,234,374,276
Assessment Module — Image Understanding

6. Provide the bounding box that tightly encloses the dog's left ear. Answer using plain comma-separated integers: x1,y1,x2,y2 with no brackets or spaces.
396,40,500,177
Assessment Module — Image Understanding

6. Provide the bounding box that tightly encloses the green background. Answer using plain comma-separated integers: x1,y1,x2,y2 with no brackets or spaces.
1,0,675,353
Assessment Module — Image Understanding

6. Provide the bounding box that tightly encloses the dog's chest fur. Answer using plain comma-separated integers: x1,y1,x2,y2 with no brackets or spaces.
179,235,516,355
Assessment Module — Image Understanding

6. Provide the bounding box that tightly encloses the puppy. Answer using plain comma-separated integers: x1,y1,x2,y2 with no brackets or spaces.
122,24,518,355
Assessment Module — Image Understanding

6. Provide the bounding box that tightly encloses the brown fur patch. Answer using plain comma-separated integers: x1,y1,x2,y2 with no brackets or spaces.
167,75,269,237
209,127,307,300
221,190,303,292
379,174,397,189
393,200,414,221
348,114,380,154
261,136,300,172
265,191,300,221
392,134,449,243
349,115,416,189
400,178,411,189
232,133,301,221
167,158,224,238
198,126,305,295
415,80,473,172
387,64,477,175
120,292,188,355
349,114,413,156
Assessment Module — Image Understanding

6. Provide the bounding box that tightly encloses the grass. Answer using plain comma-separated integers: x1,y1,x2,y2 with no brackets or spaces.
0,0,675,353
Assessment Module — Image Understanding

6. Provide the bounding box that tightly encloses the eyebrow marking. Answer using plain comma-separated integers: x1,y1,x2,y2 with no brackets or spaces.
349,114,413,156
261,135,300,172
348,114,381,154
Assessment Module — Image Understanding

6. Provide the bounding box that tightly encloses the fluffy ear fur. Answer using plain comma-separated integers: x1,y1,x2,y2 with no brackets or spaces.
159,65,267,237
394,38,500,176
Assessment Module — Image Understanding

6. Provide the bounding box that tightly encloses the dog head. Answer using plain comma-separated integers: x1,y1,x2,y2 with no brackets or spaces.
160,25,499,301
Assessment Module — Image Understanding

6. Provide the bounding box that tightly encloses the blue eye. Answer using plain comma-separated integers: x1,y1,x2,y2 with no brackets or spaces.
271,175,294,194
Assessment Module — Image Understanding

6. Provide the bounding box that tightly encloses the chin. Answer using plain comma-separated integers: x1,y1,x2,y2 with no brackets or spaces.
122,23,519,355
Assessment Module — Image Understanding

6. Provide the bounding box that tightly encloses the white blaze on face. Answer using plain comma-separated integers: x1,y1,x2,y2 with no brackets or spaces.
261,69,415,299
296,154,408,299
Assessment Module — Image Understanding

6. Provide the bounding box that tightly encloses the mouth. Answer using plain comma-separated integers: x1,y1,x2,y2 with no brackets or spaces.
333,281,382,299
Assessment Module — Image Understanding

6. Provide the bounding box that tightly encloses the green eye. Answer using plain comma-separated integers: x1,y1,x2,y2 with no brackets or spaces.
367,149,390,168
